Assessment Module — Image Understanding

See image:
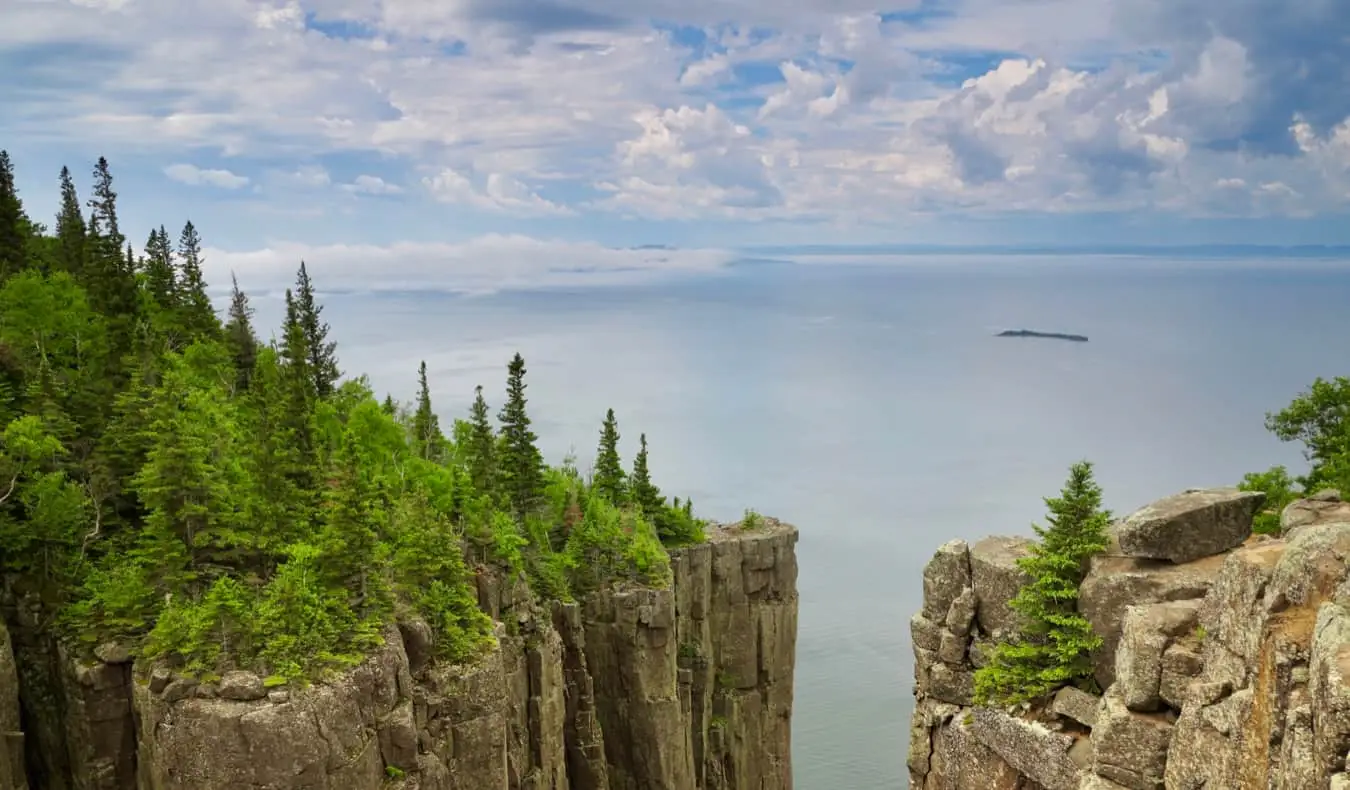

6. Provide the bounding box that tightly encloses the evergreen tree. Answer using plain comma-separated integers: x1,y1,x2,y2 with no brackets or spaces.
497,353,545,519
176,221,218,339
974,460,1112,705
55,166,86,276
292,262,340,398
630,433,662,515
142,226,176,311
411,361,444,461
592,408,626,504
239,347,310,573
317,429,386,618
278,290,318,478
466,385,496,496
0,151,28,280
223,274,258,393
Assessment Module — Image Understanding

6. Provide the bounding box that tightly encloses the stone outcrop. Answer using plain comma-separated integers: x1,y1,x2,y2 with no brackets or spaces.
2,520,798,790
908,485,1350,789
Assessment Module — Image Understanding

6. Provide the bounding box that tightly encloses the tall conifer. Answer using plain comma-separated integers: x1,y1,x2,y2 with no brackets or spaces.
411,361,444,461
293,262,340,398
592,409,626,504
223,274,258,393
55,166,86,275
497,354,545,519
0,151,28,280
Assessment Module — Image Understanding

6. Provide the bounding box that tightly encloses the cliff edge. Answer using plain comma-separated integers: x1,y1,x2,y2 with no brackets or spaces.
907,486,1350,789
0,519,797,790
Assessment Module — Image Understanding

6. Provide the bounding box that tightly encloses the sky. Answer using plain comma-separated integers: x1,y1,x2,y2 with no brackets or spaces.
2,0,1349,294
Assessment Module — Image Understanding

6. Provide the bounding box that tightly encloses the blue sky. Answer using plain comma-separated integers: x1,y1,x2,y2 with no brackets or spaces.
1,0,1348,293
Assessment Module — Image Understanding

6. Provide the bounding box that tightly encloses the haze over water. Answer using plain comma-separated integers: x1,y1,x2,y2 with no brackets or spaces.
249,254,1350,789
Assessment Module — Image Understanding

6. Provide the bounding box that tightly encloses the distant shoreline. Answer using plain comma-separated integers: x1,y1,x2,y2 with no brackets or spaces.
996,329,1089,342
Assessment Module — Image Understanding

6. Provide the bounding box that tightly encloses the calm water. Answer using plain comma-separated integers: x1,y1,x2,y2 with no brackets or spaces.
248,255,1350,788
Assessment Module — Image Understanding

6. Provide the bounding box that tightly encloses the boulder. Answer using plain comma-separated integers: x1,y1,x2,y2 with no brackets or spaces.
945,587,977,637
970,707,1082,790
1311,602,1350,779
938,630,967,665
1052,686,1101,729
1090,690,1173,790
1281,489,1350,535
1079,553,1223,688
1268,521,1350,611
1198,541,1286,667
970,536,1033,641
217,671,266,702
920,709,1031,790
926,663,975,707
911,613,942,652
923,540,972,621
1114,601,1200,712
1158,643,1203,710
1113,488,1263,564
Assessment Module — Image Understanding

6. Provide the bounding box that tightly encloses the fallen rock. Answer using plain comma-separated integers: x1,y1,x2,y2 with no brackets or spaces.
1079,553,1223,688
1282,489,1350,536
970,536,1033,641
1090,690,1174,790
1113,488,1263,564
970,707,1082,790
216,671,266,702
1052,686,1101,729
923,540,972,621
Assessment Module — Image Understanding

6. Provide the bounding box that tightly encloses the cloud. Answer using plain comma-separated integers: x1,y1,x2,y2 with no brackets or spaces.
163,163,250,189
423,168,571,215
206,234,735,296
1,0,1347,236
343,174,403,194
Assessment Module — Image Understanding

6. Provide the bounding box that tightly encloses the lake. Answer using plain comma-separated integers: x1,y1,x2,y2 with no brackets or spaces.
245,254,1350,788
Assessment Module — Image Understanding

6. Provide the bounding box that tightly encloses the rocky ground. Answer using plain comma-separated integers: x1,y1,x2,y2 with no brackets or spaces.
908,486,1350,790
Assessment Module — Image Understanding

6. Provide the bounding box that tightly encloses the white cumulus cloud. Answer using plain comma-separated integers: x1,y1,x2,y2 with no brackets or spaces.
164,163,250,189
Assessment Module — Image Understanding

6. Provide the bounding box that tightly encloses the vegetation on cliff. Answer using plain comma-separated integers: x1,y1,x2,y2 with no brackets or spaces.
1239,376,1350,534
0,151,705,683
974,460,1112,705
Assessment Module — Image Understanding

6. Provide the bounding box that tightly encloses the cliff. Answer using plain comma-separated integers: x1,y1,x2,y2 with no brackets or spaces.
0,519,797,790
907,486,1350,789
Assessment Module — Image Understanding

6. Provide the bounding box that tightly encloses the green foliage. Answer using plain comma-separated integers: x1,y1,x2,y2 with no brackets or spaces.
592,408,626,504
1265,376,1350,493
1238,465,1299,535
0,152,707,688
974,461,1111,706
741,509,763,530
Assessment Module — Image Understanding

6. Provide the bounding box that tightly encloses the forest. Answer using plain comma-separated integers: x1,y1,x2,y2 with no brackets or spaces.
0,151,706,683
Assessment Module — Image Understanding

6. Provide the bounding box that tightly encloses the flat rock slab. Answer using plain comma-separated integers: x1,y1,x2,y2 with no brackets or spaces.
1282,489,1350,536
1114,488,1264,564
971,707,1082,790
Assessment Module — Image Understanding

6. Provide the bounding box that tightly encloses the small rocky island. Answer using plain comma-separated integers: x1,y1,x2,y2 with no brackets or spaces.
997,329,1089,342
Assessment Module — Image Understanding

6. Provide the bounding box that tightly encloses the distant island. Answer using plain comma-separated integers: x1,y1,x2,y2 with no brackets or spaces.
997,329,1089,342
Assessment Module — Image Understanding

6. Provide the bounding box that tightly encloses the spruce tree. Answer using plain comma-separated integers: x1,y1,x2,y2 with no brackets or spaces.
466,385,496,496
278,290,318,479
630,433,663,515
592,408,626,504
317,429,386,618
292,262,340,398
0,151,28,280
497,353,545,519
974,460,1112,705
223,274,258,393
142,226,176,311
411,361,444,461
176,221,218,339
83,158,138,352
55,166,87,276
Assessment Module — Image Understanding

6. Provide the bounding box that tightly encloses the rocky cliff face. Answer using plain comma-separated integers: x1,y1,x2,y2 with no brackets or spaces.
0,520,797,790
907,486,1350,790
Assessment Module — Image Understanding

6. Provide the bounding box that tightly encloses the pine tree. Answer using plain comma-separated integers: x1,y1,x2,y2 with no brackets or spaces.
239,347,309,573
55,166,86,276
317,429,386,618
592,408,626,504
292,262,340,398
497,353,545,519
83,158,138,346
466,385,496,496
974,460,1112,705
630,433,662,515
278,290,318,477
176,221,218,339
411,361,444,461
223,274,258,393
0,151,28,280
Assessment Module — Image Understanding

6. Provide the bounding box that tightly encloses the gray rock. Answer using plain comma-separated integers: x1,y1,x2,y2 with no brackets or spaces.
927,663,975,707
1114,600,1200,712
267,690,290,704
1079,553,1222,688
216,671,266,702
148,667,172,694
1052,686,1101,729
1333,774,1350,790
93,641,132,665
1282,489,1350,535
1269,521,1350,611
1312,602,1350,779
1079,774,1131,790
923,540,972,621
969,707,1082,790
938,630,967,665
1090,690,1173,790
970,536,1034,641
1158,643,1203,710
945,587,978,637
1113,488,1263,563
911,613,942,652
